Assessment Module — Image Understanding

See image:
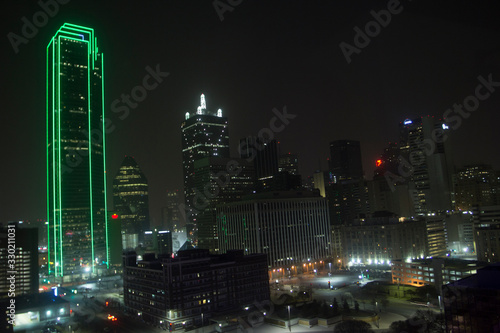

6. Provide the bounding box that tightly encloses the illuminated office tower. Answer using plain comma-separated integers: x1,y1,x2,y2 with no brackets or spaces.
113,156,150,243
181,94,229,229
47,24,108,282
399,117,454,213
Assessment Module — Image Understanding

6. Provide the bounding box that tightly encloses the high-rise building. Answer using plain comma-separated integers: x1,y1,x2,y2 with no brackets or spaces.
454,164,500,211
217,191,331,268
239,137,278,190
162,190,182,232
142,229,173,255
0,224,38,298
47,24,108,282
113,156,150,242
327,179,371,226
425,215,448,258
369,142,417,217
181,94,229,230
194,156,254,252
278,153,299,175
329,140,363,182
399,117,454,213
475,224,500,263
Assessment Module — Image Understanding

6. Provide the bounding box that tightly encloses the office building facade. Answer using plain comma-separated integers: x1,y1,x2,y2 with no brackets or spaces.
391,258,485,289
113,156,150,241
341,216,427,266
47,24,108,281
194,157,254,252
123,249,269,328
217,191,332,268
454,164,500,211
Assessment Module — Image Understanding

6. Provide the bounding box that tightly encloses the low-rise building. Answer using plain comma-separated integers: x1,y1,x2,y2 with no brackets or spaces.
341,215,427,266
443,263,500,332
123,249,269,329
391,258,486,289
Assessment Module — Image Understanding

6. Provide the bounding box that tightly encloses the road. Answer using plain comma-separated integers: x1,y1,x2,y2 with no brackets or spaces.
275,270,440,322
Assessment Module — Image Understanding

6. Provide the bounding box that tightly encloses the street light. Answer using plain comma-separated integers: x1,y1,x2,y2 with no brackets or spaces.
287,305,291,332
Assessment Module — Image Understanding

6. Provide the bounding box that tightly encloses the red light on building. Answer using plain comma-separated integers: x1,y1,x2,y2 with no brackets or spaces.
376,159,383,167
111,214,118,219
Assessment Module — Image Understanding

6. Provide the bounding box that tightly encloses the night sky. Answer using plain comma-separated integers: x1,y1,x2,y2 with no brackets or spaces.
2,0,500,226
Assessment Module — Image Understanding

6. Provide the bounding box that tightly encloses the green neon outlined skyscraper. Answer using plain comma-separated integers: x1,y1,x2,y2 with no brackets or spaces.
47,23,109,282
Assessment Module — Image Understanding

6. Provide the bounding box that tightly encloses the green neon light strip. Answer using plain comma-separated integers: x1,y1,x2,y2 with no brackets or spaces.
87,40,95,273
46,44,50,275
51,39,57,277
102,53,110,268
62,24,95,69
57,35,63,277
48,24,105,278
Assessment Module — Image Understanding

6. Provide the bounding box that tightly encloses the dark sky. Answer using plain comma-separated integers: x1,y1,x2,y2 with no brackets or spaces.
2,0,500,225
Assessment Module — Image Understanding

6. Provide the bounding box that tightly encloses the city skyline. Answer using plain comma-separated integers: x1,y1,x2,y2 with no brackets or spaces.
2,0,500,225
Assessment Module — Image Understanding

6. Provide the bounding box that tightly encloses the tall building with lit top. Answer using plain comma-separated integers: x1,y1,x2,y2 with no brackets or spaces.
399,117,454,213
181,94,229,229
47,24,108,282
113,156,150,242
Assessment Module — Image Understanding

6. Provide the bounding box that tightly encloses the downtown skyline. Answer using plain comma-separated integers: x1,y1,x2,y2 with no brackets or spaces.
2,0,500,225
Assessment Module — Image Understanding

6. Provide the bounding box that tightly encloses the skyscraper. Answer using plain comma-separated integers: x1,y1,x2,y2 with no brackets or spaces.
194,156,254,252
399,116,454,213
329,140,363,182
162,190,182,232
454,164,500,211
181,94,229,229
278,152,299,175
47,24,108,282
113,156,150,243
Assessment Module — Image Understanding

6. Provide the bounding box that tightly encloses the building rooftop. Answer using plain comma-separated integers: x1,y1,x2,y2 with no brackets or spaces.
448,263,500,289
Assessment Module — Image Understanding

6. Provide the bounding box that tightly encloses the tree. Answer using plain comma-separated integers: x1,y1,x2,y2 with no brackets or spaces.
354,301,360,313
332,298,339,314
335,320,374,333
343,299,350,313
